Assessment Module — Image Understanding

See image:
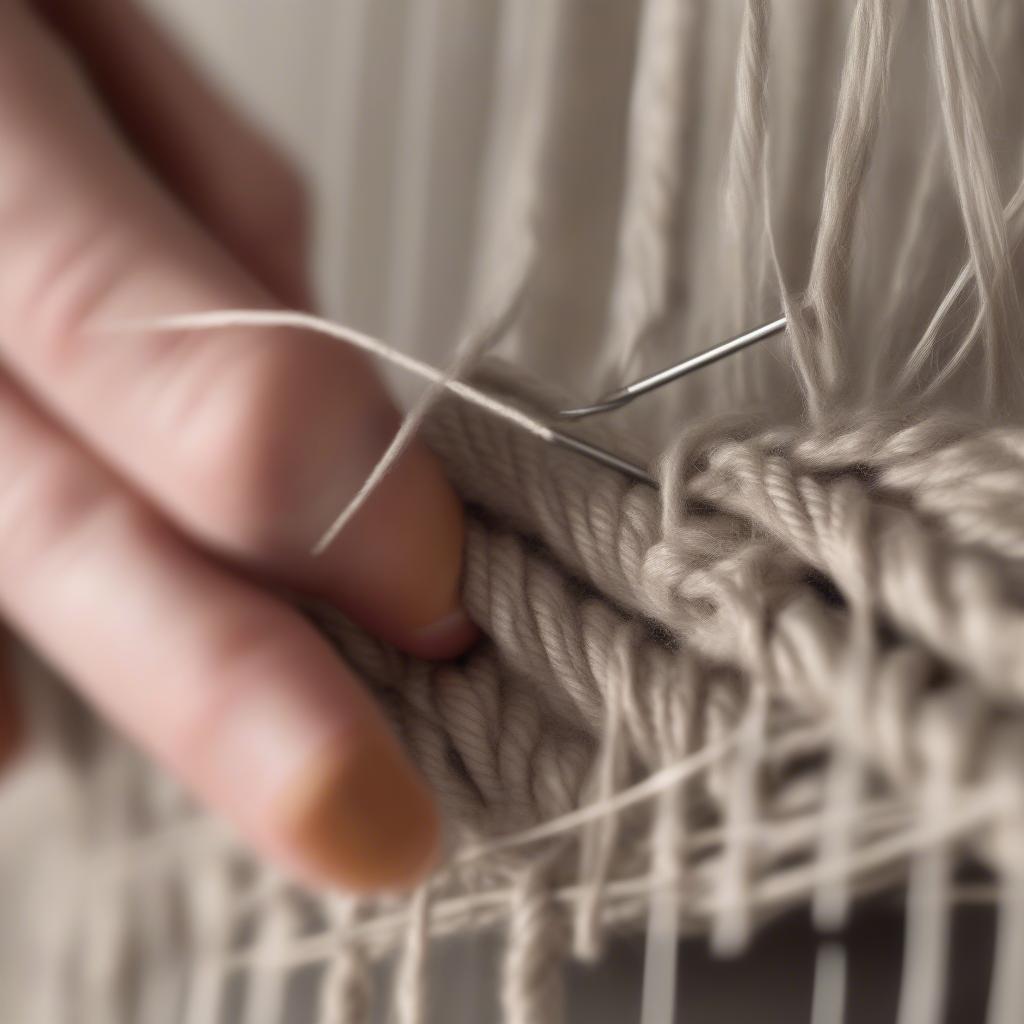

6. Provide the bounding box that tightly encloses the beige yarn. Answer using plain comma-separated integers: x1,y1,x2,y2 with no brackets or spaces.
24,384,1024,1020
8,0,1024,1022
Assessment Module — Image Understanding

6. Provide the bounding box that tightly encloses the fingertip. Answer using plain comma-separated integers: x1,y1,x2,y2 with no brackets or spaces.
378,444,479,660
277,726,441,893
410,608,480,661
322,436,478,662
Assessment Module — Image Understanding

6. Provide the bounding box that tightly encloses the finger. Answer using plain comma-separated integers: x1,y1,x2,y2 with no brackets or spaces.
0,368,438,890
36,0,310,305
0,6,474,661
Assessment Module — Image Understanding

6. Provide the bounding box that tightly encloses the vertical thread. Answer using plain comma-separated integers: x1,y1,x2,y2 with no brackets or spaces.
926,0,1024,411
601,0,707,382
719,0,772,404
394,886,431,1024
502,865,566,1024
804,0,895,407
318,899,372,1024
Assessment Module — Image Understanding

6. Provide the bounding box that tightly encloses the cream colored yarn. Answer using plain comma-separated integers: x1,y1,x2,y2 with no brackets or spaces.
22,384,1024,1022
8,0,1024,1022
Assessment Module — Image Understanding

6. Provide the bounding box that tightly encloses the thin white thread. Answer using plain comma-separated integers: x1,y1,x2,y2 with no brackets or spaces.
393,887,431,1024
220,791,1006,974
451,725,754,866
602,0,695,379
103,305,549,553
926,0,1023,411
895,769,957,1024
239,887,295,1024
987,828,1024,1024
894,151,1024,400
810,943,847,1024
639,789,682,1024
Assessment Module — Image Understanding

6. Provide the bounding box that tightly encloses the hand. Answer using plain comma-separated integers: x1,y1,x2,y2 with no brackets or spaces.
0,0,475,890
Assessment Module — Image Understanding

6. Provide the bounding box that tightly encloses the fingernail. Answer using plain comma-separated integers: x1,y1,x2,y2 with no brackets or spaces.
412,608,478,660
388,444,476,658
280,728,440,892
322,437,477,661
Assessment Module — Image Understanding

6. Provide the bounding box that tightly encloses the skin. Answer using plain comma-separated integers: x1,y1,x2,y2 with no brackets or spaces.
0,0,476,891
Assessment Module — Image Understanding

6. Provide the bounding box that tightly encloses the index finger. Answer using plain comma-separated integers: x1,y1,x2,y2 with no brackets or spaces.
0,5,474,660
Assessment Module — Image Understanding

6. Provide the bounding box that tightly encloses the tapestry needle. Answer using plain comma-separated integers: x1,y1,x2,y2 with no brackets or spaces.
545,427,659,488
559,315,787,419
125,305,660,491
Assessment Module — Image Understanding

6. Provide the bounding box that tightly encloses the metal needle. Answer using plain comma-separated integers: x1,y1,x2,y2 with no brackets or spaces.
545,427,658,488
559,316,787,419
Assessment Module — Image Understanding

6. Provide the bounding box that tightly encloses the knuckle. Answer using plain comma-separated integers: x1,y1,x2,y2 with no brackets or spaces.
0,439,128,575
0,449,83,556
8,215,136,369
